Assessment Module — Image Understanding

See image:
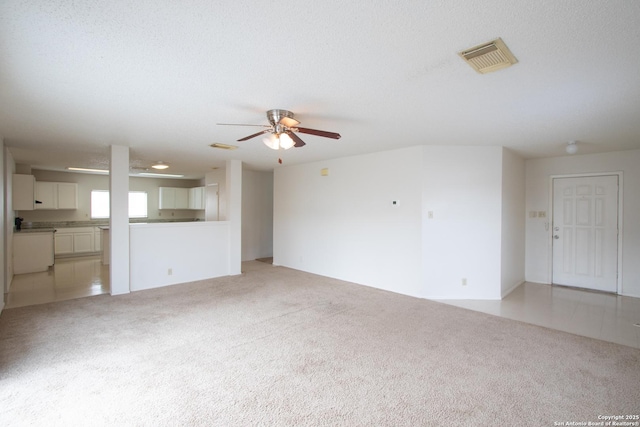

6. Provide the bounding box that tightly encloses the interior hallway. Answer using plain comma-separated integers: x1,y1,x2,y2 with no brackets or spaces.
3,260,639,349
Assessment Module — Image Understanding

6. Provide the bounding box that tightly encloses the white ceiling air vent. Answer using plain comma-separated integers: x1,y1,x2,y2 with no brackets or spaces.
459,38,518,74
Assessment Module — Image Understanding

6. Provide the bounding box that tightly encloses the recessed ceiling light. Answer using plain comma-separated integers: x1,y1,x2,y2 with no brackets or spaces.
67,167,109,174
210,143,238,150
152,162,169,170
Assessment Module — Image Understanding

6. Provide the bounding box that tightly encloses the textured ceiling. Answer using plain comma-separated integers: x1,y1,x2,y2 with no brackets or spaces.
1,0,639,178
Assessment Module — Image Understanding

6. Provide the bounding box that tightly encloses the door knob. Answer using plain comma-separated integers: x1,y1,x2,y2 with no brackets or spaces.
554,235,560,239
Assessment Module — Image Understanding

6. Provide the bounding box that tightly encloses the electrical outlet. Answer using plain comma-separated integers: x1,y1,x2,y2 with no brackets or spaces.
462,278,467,286
538,211,546,218
168,268,173,276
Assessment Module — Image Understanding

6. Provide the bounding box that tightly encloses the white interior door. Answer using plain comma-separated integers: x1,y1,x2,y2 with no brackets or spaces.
552,175,619,292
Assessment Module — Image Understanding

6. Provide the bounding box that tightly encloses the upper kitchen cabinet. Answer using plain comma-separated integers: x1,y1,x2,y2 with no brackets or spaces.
12,174,36,210
57,183,78,209
158,187,189,209
36,182,78,210
189,187,205,210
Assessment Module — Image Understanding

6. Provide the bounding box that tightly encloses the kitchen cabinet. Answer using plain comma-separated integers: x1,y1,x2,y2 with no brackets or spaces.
36,182,78,210
12,174,36,211
54,232,74,254
159,187,189,209
94,228,102,252
73,230,94,253
188,187,205,210
35,181,56,209
100,227,110,265
57,183,78,209
54,227,97,256
13,231,55,274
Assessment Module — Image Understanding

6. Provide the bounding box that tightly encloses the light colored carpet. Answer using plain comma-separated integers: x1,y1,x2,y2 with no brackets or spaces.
1,261,638,426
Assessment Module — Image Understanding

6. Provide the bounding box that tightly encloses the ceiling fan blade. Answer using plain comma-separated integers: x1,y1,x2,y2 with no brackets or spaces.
286,131,306,148
238,130,270,141
279,116,300,127
295,127,341,139
217,123,271,127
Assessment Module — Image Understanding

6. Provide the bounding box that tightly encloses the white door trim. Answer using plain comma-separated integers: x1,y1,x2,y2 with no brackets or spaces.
547,171,624,294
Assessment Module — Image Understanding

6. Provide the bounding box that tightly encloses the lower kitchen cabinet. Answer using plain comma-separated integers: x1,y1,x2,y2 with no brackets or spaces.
94,229,101,252
14,231,55,274
54,227,100,256
54,232,74,255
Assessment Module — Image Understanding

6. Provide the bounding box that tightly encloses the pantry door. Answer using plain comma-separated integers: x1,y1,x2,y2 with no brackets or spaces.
551,175,619,293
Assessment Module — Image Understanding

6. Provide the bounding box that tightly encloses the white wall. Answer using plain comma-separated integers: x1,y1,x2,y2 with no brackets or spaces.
501,148,526,297
274,146,424,297
242,170,273,261
4,147,15,293
422,146,504,299
17,169,203,223
206,169,226,220
226,160,242,275
274,145,523,300
109,145,130,295
525,149,640,297
0,139,4,308
130,222,230,291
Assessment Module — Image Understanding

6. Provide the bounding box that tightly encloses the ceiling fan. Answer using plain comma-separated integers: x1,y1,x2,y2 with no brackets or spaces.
218,109,341,154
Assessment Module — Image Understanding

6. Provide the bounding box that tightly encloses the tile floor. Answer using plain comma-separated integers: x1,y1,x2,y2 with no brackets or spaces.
3,260,639,349
4,255,109,309
440,282,640,349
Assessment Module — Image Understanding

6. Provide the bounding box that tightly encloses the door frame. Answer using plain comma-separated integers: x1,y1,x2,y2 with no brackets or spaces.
547,171,624,294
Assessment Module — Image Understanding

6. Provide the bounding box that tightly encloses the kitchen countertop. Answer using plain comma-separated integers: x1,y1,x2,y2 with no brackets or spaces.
15,228,55,233
19,219,200,230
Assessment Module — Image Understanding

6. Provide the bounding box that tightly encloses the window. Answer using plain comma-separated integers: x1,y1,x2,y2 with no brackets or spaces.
91,190,148,219
91,191,109,219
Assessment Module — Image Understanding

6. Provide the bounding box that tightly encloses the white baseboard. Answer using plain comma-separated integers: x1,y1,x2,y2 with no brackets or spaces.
501,280,525,299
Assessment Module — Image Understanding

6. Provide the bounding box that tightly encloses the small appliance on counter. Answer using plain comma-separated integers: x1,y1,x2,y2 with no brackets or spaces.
14,217,24,231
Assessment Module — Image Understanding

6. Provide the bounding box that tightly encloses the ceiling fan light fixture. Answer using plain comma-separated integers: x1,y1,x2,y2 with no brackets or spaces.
263,134,279,150
152,162,169,170
279,133,295,150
